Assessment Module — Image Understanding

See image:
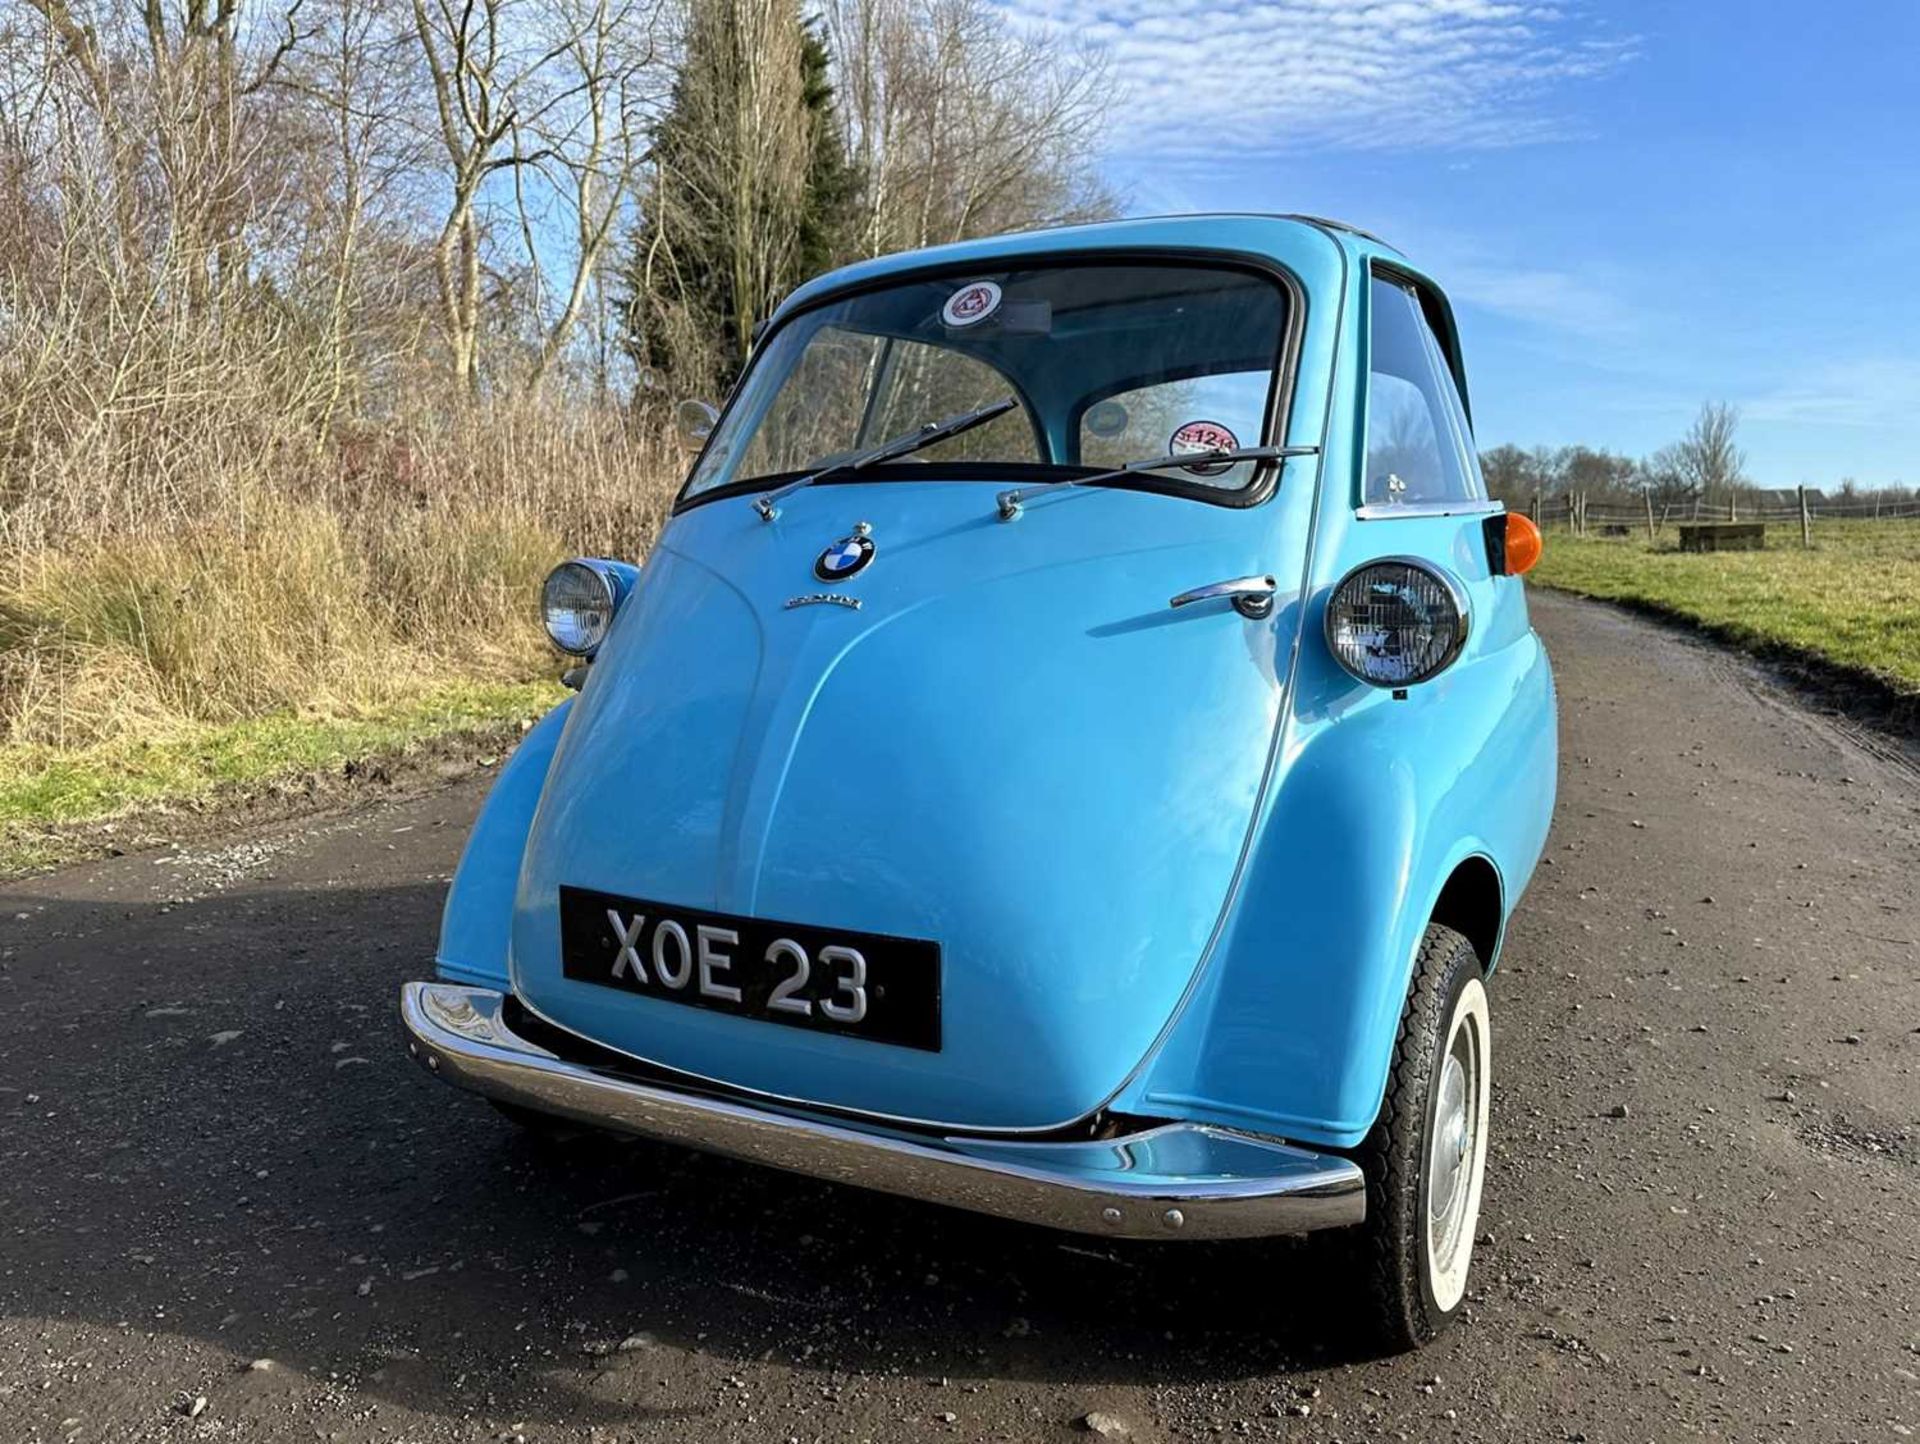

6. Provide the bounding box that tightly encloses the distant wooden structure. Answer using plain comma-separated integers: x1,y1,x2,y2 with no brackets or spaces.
1678,522,1766,553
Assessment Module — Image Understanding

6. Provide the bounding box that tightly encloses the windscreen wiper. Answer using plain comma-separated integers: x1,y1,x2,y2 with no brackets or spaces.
996,443,1319,520
753,396,1019,521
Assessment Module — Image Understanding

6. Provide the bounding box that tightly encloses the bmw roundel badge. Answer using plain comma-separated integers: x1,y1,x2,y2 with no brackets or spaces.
814,530,875,583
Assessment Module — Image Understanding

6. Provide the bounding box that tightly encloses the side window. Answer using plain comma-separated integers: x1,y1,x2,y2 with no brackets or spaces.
1078,370,1270,491
1364,276,1484,507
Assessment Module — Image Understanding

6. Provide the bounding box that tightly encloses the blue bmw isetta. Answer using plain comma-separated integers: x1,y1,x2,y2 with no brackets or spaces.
403,214,1557,1348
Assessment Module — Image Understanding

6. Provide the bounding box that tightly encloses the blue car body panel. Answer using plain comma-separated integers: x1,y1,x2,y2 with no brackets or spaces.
436,698,574,991
506,478,1317,1129
437,213,1558,1147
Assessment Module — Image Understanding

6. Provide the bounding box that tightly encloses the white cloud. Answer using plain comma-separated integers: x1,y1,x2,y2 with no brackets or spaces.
1742,358,1920,431
1443,261,1635,338
1371,218,1643,342
996,0,1637,157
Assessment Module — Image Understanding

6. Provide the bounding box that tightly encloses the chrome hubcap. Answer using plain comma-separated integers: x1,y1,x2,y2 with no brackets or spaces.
1426,1029,1478,1273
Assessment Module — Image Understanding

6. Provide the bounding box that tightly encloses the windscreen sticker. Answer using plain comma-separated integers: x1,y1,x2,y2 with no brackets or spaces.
941,280,1003,328
1169,419,1240,475
1084,399,1130,438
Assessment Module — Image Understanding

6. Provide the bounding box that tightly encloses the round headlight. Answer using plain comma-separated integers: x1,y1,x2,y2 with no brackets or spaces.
542,561,616,656
1325,559,1468,687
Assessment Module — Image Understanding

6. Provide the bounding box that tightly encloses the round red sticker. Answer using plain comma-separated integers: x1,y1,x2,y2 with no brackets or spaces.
1169,420,1240,475
941,280,1002,328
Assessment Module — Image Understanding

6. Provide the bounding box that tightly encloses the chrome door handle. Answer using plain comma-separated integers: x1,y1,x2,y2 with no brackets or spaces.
1169,574,1277,620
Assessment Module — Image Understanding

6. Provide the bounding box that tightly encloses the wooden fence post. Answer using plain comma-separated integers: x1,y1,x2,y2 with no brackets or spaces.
1644,488,1656,542
1729,493,1738,522
1798,484,1812,548
1531,491,1541,526
1568,493,1577,536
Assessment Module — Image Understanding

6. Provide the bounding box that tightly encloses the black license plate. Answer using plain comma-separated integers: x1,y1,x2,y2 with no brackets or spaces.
558,886,942,1052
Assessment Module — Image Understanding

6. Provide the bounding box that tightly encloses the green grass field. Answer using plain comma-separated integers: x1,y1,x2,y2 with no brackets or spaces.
1529,516,1920,696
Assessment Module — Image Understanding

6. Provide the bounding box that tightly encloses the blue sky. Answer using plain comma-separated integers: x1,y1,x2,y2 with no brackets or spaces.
1013,0,1920,486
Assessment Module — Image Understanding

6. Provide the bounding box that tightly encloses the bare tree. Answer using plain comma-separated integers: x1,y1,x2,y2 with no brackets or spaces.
409,0,526,391
1675,401,1745,517
822,0,1115,258
514,0,663,392
15,0,305,302
1477,443,1531,507
268,0,431,433
5,0,1111,443
1640,443,1690,513
406,0,663,393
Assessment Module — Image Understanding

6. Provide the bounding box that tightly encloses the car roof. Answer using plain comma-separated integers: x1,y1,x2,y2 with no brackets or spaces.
773,213,1412,323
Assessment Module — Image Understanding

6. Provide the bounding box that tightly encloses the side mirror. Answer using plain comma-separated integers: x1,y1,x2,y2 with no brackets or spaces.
673,399,720,453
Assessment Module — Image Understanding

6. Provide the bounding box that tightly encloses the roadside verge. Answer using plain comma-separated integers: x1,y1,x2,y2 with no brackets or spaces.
1527,574,1918,740
0,679,564,876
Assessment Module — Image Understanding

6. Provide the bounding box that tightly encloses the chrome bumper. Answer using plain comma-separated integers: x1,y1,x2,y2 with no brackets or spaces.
400,983,1365,1242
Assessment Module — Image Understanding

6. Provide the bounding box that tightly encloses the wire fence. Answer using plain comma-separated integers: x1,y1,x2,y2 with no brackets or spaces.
1518,488,1920,543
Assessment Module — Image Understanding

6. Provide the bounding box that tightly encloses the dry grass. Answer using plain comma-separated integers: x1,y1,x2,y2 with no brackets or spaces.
1,398,680,749
0,186,686,861
0,341,681,859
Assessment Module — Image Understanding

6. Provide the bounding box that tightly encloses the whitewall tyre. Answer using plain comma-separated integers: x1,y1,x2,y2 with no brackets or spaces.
1356,924,1493,1350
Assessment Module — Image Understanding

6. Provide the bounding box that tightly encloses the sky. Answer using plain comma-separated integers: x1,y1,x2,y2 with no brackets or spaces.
1004,0,1920,487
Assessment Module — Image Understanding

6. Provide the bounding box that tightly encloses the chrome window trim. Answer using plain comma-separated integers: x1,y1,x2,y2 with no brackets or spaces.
1354,499,1504,521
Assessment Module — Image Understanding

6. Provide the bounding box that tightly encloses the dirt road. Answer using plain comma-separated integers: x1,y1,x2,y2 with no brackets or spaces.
3,591,1916,1443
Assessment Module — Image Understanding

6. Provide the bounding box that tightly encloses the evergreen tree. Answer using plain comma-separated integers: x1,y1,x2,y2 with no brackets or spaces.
621,1,861,404
795,20,860,282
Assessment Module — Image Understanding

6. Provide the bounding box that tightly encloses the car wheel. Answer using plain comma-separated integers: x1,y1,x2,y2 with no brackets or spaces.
1356,923,1491,1350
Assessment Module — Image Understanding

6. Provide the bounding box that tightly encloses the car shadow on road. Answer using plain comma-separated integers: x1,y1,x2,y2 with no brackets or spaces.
0,879,1385,1429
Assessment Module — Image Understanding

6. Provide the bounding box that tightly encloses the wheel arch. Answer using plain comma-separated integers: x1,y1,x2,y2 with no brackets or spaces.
1427,853,1505,973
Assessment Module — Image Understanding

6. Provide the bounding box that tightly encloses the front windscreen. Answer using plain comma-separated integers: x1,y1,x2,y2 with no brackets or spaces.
681,261,1291,505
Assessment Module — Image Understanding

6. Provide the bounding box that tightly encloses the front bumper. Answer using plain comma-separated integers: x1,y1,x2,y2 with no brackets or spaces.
400,982,1365,1241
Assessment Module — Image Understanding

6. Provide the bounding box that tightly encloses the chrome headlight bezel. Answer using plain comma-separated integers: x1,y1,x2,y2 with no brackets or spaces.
1323,557,1470,688
541,559,620,657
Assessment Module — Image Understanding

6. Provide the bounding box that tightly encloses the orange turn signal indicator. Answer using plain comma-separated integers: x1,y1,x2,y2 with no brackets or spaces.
1502,512,1543,576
